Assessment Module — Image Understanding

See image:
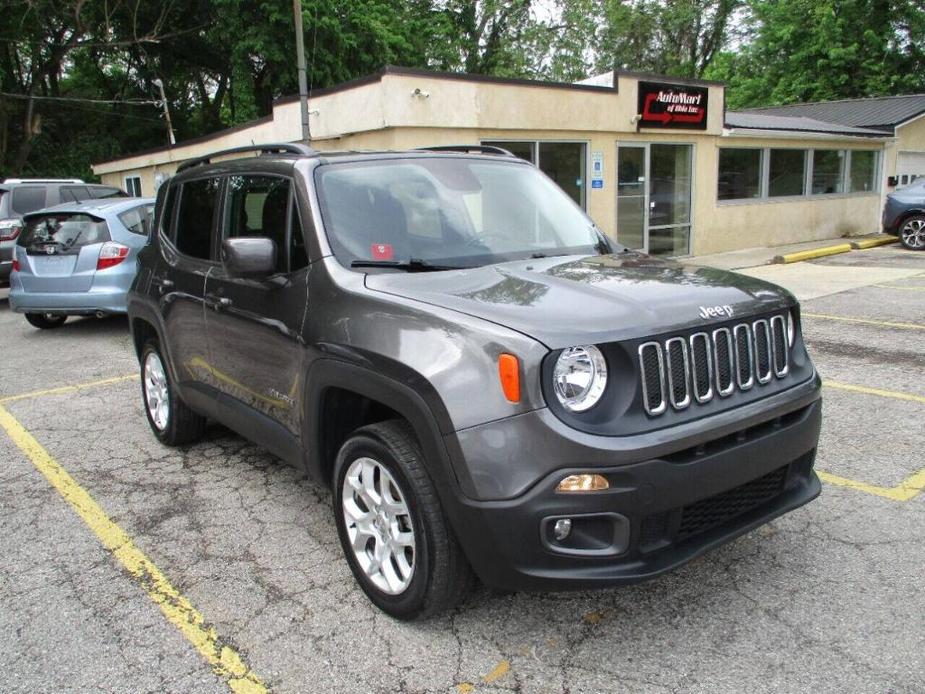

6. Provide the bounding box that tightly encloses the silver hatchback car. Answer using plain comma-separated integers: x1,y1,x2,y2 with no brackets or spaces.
9,197,155,329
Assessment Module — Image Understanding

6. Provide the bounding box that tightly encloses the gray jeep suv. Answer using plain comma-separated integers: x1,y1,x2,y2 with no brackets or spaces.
128,143,822,619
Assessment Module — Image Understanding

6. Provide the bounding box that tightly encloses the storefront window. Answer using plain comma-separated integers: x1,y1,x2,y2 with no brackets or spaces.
483,141,535,163
482,140,586,208
849,151,878,193
811,150,845,194
717,148,762,200
768,149,806,197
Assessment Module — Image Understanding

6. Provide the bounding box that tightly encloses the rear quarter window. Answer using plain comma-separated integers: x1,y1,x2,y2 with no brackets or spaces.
19,213,111,255
60,186,92,202
11,187,47,215
119,204,155,236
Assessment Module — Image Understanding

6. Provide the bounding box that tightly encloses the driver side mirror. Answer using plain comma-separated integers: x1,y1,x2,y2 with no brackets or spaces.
221,237,277,277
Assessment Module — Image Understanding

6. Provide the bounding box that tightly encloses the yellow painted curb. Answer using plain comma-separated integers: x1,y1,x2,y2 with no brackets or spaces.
850,236,898,250
772,243,853,264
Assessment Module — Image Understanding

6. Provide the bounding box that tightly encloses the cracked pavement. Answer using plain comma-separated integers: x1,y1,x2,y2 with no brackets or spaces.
0,245,923,693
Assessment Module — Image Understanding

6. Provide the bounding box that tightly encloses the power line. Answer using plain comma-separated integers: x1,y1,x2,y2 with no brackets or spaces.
0,91,159,106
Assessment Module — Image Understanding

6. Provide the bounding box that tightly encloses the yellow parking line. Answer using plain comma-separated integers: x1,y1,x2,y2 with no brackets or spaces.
801,312,925,331
823,380,925,405
872,284,925,292
0,404,268,694
0,374,139,405
818,469,925,503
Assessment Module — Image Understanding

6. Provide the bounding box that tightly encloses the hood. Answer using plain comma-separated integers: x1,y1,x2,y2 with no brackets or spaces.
364,253,794,349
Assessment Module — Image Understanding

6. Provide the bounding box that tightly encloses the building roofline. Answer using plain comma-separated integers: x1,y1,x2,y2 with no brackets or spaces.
95,65,633,169
92,114,275,167
612,69,724,88
742,92,925,110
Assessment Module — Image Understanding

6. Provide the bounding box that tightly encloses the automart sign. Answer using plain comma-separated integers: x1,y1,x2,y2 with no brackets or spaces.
637,81,708,130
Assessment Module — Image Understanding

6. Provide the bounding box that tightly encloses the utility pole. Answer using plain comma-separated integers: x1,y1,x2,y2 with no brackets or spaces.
152,78,176,146
293,0,311,143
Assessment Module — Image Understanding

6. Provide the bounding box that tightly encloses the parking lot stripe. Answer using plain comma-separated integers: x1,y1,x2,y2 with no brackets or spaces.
802,312,925,330
817,469,925,502
0,403,269,694
0,374,139,405
824,380,925,405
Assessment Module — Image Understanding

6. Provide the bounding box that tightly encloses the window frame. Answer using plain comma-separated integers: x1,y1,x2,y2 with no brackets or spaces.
717,147,765,201
717,146,880,204
480,138,590,210
123,175,143,197
219,172,300,276
160,175,224,264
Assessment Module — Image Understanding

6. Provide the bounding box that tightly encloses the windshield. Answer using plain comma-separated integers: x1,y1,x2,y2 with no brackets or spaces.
19,213,110,255
316,157,613,269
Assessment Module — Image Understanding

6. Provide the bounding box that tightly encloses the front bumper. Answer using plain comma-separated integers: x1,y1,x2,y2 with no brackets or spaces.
445,378,822,592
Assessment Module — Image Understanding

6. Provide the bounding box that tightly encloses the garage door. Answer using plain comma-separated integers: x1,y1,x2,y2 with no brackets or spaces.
897,151,925,186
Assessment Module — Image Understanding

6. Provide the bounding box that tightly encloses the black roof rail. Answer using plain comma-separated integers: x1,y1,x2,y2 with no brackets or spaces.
176,143,317,173
415,145,516,157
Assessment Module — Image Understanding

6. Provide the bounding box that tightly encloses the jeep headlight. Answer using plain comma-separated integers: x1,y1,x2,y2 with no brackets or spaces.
553,345,607,412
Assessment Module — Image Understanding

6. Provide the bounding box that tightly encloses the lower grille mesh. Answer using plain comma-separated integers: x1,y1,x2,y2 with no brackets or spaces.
676,465,788,542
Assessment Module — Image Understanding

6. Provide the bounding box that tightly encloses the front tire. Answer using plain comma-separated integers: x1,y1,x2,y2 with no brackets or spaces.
333,420,472,620
899,215,925,250
25,313,67,329
140,339,206,446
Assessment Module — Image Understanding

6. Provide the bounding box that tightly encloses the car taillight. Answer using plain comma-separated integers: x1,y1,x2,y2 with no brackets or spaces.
97,242,130,270
11,259,20,272
0,219,22,241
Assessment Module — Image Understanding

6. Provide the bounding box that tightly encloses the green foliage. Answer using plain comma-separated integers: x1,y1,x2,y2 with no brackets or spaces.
707,0,925,108
0,0,923,178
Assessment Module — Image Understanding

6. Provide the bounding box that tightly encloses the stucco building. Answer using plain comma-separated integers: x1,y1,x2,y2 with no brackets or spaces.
92,66,925,257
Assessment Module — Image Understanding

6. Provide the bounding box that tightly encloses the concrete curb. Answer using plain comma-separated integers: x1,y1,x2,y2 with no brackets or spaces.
850,236,898,250
773,244,852,264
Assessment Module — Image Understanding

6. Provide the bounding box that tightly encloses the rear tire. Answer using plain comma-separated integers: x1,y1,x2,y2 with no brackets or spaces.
333,420,473,620
899,215,925,250
140,339,206,446
25,313,67,329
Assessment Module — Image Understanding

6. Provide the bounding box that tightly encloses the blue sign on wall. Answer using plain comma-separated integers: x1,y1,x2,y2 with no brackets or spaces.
591,179,603,189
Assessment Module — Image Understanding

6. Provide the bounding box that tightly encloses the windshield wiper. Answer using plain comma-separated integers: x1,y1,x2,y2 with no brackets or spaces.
351,258,463,272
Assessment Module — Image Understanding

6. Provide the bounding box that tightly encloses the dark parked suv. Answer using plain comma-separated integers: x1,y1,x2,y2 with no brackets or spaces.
128,143,822,619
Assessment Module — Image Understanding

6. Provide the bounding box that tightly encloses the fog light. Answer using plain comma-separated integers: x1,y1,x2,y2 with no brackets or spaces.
553,518,572,540
556,474,609,492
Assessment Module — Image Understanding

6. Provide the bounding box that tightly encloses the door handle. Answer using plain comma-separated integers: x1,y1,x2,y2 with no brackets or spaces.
204,293,232,310
152,276,174,290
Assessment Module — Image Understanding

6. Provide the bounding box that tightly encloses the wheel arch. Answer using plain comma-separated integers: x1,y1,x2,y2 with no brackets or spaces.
302,359,470,501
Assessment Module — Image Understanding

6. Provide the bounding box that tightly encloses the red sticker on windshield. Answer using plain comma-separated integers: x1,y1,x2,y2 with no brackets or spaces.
371,243,393,260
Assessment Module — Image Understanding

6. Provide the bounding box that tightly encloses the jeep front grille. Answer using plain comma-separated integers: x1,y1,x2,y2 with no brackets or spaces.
638,314,790,416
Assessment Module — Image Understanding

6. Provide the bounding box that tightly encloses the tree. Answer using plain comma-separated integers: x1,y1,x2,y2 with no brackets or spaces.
708,0,925,108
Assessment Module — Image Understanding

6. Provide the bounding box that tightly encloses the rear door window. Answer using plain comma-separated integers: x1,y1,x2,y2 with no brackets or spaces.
60,186,92,202
91,186,126,199
11,187,47,215
119,204,155,236
174,178,221,260
18,213,111,255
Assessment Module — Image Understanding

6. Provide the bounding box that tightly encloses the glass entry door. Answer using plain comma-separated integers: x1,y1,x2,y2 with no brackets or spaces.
616,143,693,256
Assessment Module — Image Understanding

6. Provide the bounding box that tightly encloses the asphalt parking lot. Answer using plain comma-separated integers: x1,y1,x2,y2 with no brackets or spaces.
1,244,923,693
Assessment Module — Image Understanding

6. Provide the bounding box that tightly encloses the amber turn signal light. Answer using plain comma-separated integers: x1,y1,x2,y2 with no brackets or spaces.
556,474,609,492
498,353,520,403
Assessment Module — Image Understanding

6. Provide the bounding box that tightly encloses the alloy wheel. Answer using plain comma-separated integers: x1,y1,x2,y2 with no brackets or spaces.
341,456,416,595
901,218,925,249
144,351,170,431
